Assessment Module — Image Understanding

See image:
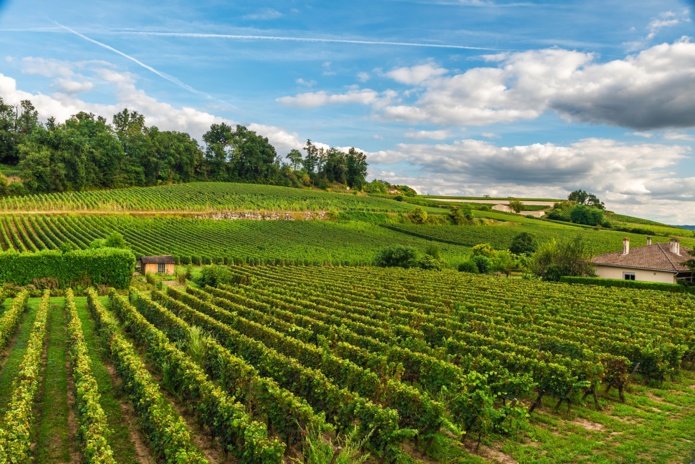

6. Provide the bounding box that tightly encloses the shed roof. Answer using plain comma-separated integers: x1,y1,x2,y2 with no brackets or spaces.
140,255,176,264
593,242,691,273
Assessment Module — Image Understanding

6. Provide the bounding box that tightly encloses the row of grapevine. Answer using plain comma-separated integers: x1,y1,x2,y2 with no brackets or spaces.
0,290,29,352
65,290,117,463
0,182,414,213
148,289,404,459
86,289,210,463
0,214,472,266
0,291,51,462
107,290,286,463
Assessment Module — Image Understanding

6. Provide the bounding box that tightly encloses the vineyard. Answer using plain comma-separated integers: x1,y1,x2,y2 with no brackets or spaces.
0,214,475,265
382,222,695,255
1,268,694,462
0,182,416,213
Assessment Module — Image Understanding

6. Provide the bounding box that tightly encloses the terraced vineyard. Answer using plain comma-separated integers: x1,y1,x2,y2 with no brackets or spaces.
0,214,473,265
0,182,415,213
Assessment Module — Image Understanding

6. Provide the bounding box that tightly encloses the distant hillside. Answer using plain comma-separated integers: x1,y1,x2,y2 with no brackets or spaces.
675,225,695,230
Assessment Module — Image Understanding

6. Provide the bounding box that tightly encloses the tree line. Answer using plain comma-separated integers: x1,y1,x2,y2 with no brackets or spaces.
0,98,368,195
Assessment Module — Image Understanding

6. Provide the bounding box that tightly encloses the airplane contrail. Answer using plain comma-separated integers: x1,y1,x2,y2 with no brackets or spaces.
53,21,225,103
117,30,500,51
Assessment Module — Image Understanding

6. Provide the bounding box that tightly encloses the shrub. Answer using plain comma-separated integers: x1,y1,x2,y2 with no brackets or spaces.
0,248,135,289
196,265,233,287
407,207,428,224
458,261,479,273
418,255,443,270
472,255,492,274
374,245,420,268
509,232,538,255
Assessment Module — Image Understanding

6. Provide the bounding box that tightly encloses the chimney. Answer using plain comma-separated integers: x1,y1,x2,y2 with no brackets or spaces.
647,237,652,246
670,238,680,256
623,237,630,255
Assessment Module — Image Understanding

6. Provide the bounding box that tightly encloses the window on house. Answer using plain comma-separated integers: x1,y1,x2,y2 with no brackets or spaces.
623,273,635,281
157,263,166,274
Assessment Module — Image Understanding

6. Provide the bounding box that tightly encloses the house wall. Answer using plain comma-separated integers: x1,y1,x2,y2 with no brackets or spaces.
595,265,676,284
143,263,175,275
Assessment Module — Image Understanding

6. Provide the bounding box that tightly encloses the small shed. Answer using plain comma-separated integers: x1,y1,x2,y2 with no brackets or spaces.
139,255,176,275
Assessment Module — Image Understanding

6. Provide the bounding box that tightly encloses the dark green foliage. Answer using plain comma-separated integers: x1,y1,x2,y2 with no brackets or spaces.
530,237,594,281
0,173,8,197
418,254,443,270
458,260,479,273
510,232,538,255
568,189,605,209
472,255,492,274
196,265,233,287
373,245,419,268
0,248,134,288
407,207,428,224
569,205,604,226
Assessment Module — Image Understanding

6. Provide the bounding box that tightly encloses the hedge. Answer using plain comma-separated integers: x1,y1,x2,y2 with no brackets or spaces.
560,276,695,294
0,248,135,288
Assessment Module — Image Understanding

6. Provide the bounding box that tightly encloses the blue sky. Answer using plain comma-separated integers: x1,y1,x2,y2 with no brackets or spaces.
0,0,694,223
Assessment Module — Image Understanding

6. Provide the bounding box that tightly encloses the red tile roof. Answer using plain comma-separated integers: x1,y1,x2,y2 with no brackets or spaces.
140,255,176,264
593,242,691,273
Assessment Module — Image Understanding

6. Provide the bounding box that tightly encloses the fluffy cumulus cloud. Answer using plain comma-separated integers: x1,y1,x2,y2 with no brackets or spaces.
0,60,304,152
380,41,695,129
278,40,695,131
365,137,695,221
277,89,383,108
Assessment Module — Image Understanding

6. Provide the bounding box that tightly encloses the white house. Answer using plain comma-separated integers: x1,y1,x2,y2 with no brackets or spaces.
593,238,693,284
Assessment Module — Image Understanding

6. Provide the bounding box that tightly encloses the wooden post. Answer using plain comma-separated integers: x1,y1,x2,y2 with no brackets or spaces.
330,446,343,464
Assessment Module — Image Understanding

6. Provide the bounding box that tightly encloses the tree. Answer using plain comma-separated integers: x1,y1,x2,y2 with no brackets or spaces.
373,245,420,268
345,148,368,189
448,206,469,225
508,199,524,213
302,139,320,177
510,232,538,255
286,149,303,171
202,122,235,181
568,189,605,210
530,237,595,281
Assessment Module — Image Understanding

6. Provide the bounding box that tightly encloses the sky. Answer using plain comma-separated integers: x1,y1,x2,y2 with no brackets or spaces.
0,0,694,223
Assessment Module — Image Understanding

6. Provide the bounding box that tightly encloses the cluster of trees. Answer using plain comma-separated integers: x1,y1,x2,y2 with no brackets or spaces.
0,97,368,195
373,244,445,270
547,190,607,226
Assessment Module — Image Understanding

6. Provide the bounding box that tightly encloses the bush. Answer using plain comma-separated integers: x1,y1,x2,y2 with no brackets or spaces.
374,245,419,268
418,255,443,270
196,265,233,287
472,255,492,274
458,261,479,273
510,232,537,255
0,248,135,288
407,207,428,224
530,237,594,281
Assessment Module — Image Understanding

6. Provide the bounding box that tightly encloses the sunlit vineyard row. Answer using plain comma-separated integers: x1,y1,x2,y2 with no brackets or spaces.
382,222,695,254
0,182,415,213
0,214,472,265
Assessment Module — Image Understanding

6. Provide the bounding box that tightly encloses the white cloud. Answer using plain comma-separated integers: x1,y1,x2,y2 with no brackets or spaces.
52,78,95,95
376,40,695,130
296,78,316,88
243,8,283,20
357,72,370,83
386,63,448,86
625,9,690,51
0,66,304,152
631,131,653,138
277,89,382,108
662,131,694,141
404,129,451,140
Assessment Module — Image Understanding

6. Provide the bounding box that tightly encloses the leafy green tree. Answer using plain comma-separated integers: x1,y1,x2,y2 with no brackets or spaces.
508,199,524,213
302,139,320,177
472,255,492,274
448,206,468,225
286,149,303,171
472,243,497,259
458,260,479,273
569,204,604,226
323,148,347,184
510,232,538,255
202,122,234,181
345,148,368,189
530,237,595,281
373,245,420,268
104,232,128,249
568,189,605,210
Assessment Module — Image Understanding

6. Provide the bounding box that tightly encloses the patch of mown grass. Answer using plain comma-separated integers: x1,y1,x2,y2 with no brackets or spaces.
0,297,40,415
501,370,695,462
35,298,72,463
74,295,140,464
